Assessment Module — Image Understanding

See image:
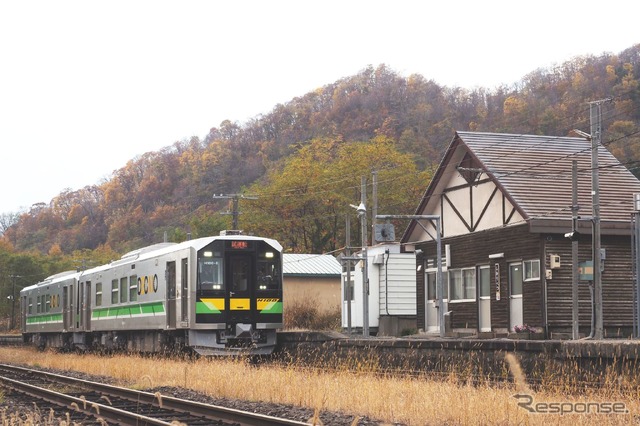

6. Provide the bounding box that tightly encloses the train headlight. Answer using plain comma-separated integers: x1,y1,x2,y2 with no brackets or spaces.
259,285,267,290
212,284,221,290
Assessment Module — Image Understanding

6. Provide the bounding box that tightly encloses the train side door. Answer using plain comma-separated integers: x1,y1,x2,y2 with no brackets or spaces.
226,254,253,324
63,286,70,331
83,281,91,331
181,258,188,323
20,295,27,333
166,261,177,329
65,285,74,331
76,283,82,329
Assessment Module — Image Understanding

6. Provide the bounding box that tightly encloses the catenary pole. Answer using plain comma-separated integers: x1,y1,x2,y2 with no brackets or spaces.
590,100,604,339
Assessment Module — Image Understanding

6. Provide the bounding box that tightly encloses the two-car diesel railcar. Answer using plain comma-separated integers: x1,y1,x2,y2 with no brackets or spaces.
20,234,283,355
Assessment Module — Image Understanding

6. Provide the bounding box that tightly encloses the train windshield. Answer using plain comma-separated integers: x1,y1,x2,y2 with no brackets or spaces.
198,252,224,291
257,243,281,291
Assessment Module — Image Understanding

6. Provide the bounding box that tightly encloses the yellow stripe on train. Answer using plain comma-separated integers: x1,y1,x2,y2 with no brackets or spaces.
257,299,280,310
201,298,225,311
230,298,251,310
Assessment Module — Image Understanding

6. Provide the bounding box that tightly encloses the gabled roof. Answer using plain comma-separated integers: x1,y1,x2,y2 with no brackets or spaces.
402,131,640,241
283,254,342,277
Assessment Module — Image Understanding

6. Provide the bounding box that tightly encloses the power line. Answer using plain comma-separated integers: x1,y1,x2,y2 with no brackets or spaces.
212,194,258,230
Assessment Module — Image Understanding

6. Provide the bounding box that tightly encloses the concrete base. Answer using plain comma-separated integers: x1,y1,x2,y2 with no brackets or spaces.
377,316,417,337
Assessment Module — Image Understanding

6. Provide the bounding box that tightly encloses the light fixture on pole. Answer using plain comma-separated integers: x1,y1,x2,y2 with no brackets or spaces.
350,183,369,336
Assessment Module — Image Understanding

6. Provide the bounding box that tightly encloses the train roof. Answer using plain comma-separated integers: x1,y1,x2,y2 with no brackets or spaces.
20,234,282,294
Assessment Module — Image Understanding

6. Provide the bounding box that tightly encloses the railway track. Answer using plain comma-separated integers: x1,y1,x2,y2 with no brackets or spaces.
0,364,309,425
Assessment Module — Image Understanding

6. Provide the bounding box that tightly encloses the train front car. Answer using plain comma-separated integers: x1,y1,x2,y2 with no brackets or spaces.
191,235,283,355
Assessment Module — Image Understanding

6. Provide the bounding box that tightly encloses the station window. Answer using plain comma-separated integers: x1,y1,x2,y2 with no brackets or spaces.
95,283,102,306
111,279,119,304
120,277,128,303
129,275,138,302
449,268,476,302
524,259,540,281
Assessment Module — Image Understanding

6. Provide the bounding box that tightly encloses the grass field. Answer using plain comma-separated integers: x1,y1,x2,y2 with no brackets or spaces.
0,347,638,425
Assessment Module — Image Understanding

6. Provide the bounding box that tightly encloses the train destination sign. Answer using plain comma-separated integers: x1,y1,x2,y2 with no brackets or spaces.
231,241,249,249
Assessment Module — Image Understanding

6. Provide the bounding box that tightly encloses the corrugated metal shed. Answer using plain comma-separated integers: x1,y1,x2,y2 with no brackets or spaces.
283,254,342,277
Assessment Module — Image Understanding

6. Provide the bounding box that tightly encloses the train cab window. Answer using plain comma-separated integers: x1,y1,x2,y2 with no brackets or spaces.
111,279,119,304
257,261,280,290
198,256,223,291
120,277,128,303
257,247,281,291
96,283,103,306
129,275,138,302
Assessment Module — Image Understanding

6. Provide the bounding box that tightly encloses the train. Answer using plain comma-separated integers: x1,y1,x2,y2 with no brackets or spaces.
19,233,283,355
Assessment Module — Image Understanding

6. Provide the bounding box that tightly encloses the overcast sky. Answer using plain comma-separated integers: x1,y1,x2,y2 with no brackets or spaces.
0,0,638,214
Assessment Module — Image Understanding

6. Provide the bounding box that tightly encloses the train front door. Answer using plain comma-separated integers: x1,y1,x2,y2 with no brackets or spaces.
166,261,177,329
226,254,253,325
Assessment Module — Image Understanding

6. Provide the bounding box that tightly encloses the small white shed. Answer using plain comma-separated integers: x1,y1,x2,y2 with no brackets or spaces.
341,243,417,336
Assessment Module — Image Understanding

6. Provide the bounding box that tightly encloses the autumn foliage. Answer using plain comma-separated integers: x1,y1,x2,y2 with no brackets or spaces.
0,44,639,268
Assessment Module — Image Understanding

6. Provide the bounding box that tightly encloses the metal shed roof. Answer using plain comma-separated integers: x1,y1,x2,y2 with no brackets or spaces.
283,254,342,277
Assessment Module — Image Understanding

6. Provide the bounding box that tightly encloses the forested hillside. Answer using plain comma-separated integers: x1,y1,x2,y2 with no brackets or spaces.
2,44,640,264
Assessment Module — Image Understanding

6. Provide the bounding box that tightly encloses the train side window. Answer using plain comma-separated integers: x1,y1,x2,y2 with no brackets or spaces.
36,296,41,314
129,275,138,302
111,279,119,304
96,283,102,306
198,257,223,291
28,297,32,314
120,277,128,303
45,294,51,312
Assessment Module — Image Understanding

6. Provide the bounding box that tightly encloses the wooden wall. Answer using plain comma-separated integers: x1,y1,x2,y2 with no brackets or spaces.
417,224,543,331
415,225,636,336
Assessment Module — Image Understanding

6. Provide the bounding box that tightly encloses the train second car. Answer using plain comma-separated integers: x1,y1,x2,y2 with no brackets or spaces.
20,234,283,355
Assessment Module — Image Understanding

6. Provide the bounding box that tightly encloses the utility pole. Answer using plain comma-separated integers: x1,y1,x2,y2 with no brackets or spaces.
371,171,378,245
9,275,21,330
590,99,607,339
345,215,352,334
634,194,640,338
571,160,580,340
360,176,369,337
212,194,258,230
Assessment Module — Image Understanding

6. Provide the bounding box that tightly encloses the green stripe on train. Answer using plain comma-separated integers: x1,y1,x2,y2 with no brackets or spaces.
91,301,165,319
26,314,63,324
260,301,283,314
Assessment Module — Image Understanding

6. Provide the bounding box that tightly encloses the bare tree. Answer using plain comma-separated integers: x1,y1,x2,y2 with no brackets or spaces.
0,210,21,236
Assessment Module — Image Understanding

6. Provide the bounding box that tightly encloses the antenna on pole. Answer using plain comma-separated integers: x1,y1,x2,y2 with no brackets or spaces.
212,194,258,230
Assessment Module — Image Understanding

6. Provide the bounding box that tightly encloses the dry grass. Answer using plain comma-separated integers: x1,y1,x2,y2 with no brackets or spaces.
0,347,638,425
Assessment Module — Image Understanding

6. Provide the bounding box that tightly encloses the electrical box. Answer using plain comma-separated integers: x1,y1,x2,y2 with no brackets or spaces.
545,269,553,280
550,254,561,269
